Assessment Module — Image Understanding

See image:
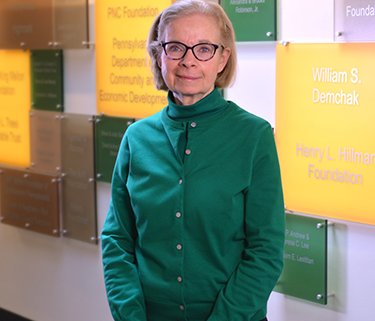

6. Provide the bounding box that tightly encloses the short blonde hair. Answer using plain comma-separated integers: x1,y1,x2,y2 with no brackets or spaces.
147,0,237,91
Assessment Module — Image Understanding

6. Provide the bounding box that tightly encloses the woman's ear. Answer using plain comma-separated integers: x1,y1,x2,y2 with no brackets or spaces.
218,47,231,74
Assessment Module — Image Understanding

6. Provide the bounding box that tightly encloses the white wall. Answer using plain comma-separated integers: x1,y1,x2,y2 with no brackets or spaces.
1,0,375,320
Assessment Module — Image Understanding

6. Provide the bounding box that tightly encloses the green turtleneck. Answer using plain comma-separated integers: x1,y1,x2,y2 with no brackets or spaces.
167,88,228,121
102,89,285,321
167,88,229,160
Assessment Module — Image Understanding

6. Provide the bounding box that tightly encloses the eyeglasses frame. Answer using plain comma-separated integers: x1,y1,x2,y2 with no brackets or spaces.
161,41,222,62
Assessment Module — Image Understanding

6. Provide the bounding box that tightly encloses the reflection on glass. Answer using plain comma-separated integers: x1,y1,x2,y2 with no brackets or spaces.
60,113,97,244
0,166,60,237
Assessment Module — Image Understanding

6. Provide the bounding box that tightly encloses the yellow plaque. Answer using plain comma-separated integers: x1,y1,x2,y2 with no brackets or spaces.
0,50,31,167
95,0,171,118
276,43,375,226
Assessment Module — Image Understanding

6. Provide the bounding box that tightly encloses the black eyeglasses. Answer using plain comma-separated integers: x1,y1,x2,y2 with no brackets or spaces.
161,41,222,61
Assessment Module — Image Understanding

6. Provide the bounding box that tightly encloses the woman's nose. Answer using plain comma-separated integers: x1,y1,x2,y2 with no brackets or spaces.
180,48,197,67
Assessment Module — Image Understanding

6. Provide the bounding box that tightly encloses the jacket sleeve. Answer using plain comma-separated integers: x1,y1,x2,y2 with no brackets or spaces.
101,133,147,321
207,126,285,321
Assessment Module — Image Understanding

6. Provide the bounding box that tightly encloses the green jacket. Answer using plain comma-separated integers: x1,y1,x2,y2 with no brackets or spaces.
102,89,285,321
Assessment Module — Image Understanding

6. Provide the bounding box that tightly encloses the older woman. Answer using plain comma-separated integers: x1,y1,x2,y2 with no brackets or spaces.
101,1,285,321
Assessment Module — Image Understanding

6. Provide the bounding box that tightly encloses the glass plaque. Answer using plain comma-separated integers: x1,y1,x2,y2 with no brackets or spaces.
30,50,64,111
0,50,31,168
95,116,134,183
60,113,98,244
0,0,53,50
334,0,375,42
0,166,60,237
95,0,169,118
276,43,375,226
274,213,328,305
221,0,276,42
54,0,89,49
29,110,62,175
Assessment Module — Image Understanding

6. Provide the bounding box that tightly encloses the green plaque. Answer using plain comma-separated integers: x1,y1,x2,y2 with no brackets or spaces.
274,213,328,305
95,115,134,183
30,50,63,111
221,0,276,42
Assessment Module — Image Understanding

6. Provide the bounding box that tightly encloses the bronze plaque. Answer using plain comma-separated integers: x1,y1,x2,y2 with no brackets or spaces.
0,0,53,50
0,166,60,237
29,110,62,175
54,0,89,49
60,113,97,244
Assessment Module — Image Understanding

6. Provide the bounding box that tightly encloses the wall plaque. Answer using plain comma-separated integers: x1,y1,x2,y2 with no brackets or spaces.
334,0,375,42
221,0,276,41
30,50,64,111
0,0,89,50
276,43,375,226
0,0,53,50
95,115,134,183
54,0,89,49
274,213,328,305
0,50,31,168
60,113,97,244
0,166,60,237
95,0,170,118
29,110,62,175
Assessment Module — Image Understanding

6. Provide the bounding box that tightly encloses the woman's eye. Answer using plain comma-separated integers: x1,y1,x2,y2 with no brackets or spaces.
170,45,183,52
198,46,211,53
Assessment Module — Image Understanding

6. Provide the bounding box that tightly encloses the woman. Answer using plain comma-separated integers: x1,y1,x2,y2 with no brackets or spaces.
101,1,285,321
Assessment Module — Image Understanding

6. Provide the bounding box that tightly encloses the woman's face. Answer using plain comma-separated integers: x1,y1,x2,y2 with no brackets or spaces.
158,14,230,105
